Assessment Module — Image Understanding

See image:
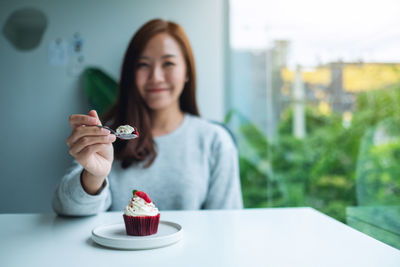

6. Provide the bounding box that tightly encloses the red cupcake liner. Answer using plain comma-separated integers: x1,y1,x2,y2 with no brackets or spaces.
123,213,160,236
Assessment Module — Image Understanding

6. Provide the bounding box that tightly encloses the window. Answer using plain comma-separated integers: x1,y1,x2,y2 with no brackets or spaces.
228,0,400,249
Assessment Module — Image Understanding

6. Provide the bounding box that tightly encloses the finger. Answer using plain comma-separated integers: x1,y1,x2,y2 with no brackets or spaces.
67,125,111,147
69,114,98,129
69,134,116,156
88,110,103,126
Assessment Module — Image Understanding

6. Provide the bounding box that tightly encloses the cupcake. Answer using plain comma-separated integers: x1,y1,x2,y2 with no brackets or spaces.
123,190,160,236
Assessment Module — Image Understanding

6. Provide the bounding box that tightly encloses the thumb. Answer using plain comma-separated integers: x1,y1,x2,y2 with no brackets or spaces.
88,110,102,126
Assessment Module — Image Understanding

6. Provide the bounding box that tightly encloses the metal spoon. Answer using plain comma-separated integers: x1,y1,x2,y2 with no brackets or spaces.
95,125,139,140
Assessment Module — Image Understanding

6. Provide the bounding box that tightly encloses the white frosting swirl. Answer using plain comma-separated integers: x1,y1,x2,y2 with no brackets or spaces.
124,195,159,216
116,125,134,134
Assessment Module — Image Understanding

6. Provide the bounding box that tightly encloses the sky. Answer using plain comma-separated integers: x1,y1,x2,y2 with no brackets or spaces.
230,0,400,68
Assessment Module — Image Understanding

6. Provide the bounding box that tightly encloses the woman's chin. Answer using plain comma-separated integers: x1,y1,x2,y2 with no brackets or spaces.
147,101,172,111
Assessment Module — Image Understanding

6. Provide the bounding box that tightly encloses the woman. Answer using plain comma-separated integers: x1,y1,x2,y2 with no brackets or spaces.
53,19,242,215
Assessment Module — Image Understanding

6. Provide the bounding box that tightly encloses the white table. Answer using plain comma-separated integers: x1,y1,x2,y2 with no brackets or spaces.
1,208,399,267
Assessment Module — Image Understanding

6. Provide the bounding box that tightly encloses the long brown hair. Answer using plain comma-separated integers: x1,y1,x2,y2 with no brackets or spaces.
103,19,199,169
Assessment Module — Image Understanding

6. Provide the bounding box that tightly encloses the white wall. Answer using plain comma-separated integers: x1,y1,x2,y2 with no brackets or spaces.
0,0,226,212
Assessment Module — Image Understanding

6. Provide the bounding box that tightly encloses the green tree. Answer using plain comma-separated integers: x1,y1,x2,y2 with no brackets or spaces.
229,83,400,222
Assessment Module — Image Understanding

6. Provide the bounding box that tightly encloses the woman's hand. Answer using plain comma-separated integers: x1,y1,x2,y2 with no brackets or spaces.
66,110,116,194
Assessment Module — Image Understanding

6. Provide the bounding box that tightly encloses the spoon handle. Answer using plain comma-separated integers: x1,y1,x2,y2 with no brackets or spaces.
95,125,117,135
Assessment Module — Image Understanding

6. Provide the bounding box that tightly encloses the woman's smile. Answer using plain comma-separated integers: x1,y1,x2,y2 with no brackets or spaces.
146,87,169,93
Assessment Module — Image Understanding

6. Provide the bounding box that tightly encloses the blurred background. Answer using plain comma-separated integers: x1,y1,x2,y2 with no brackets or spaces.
1,0,399,249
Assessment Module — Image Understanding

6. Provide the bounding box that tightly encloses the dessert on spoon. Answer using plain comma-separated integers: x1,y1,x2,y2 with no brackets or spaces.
95,125,139,140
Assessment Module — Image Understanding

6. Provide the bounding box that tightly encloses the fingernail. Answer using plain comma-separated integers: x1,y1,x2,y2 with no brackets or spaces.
108,134,115,141
101,128,110,134
88,117,97,124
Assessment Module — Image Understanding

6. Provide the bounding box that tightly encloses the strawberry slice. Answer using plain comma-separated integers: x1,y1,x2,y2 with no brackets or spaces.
133,127,139,137
133,190,151,203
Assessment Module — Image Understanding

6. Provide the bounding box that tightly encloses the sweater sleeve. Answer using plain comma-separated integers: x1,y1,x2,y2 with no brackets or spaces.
52,162,112,216
203,128,243,209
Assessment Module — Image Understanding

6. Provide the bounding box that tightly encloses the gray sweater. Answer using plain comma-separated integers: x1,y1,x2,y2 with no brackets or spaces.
53,114,243,216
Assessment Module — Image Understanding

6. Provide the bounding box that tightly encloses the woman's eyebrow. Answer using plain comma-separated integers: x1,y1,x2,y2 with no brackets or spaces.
162,54,176,59
139,54,176,60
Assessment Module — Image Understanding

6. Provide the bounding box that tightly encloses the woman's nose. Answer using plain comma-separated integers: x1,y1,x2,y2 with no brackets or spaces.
149,65,165,83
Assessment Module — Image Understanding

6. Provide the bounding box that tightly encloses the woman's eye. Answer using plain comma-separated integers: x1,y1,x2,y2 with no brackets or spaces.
164,61,175,67
137,62,149,68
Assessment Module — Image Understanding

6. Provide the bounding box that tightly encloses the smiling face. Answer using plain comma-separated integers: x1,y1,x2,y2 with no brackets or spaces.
135,33,187,112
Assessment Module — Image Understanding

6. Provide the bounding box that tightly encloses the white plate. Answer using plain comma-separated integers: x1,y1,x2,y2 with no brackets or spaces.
91,221,183,250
